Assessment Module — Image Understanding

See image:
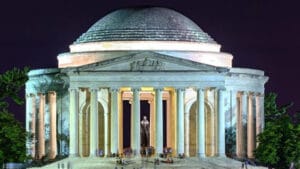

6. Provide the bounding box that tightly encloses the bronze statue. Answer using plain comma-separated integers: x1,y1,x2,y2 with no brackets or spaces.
141,116,150,147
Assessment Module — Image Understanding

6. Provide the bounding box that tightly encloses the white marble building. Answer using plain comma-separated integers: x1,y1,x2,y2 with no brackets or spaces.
25,7,268,159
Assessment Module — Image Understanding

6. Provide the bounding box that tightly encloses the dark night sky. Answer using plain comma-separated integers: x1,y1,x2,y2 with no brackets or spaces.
0,0,299,124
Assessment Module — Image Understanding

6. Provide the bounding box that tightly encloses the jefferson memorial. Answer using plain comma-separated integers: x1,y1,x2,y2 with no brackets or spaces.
25,7,268,160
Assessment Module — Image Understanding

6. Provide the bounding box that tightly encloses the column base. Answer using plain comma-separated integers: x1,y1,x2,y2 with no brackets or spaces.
247,155,255,159
155,153,163,158
236,153,244,159
216,153,226,157
198,153,206,158
89,154,96,158
68,153,79,158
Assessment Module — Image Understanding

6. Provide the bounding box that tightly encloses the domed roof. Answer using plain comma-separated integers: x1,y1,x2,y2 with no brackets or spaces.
75,7,216,44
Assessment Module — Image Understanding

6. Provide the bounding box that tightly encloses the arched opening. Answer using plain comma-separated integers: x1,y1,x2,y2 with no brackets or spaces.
81,99,105,157
189,102,197,156
205,103,214,156
188,101,213,157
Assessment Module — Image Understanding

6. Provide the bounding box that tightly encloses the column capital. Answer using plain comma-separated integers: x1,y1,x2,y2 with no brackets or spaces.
26,93,36,97
175,88,185,92
230,89,239,94
207,87,216,91
154,87,164,92
191,87,205,92
218,88,226,92
240,91,249,96
109,88,119,93
247,91,258,96
196,87,205,91
256,92,265,97
37,92,46,96
89,87,99,92
216,87,226,91
48,91,56,95
68,87,79,92
131,88,141,92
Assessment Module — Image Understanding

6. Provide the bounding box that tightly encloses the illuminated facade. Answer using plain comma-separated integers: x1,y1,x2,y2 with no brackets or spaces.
25,7,268,159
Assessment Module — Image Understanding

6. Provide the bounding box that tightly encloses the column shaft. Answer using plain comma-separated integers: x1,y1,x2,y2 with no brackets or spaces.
184,112,189,157
90,88,99,157
260,95,265,131
217,89,226,157
231,91,238,156
240,92,248,157
49,91,57,159
197,89,206,157
38,93,45,159
155,89,163,155
25,94,31,156
31,94,36,158
247,94,255,158
132,89,141,156
166,98,172,147
176,89,185,155
149,100,155,147
104,111,109,156
110,89,119,155
69,88,79,157
255,94,264,147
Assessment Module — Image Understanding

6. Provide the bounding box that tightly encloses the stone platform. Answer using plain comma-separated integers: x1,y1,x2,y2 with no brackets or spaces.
29,157,267,169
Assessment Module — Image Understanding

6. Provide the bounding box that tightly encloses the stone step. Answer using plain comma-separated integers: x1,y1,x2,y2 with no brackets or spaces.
28,157,267,169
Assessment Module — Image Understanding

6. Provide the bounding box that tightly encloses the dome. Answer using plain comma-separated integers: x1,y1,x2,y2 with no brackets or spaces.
58,7,233,69
75,7,216,44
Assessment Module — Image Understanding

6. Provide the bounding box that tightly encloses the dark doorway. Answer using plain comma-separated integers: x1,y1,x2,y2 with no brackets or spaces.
163,100,167,147
123,100,131,148
122,100,150,148
140,100,150,122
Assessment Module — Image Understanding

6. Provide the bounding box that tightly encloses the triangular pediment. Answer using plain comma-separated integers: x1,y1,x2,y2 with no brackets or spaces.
71,52,227,72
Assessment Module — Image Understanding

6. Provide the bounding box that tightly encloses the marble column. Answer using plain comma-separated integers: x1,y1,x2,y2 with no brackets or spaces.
69,88,79,157
110,88,119,155
260,95,265,130
166,97,172,148
48,91,57,159
247,93,255,158
149,99,155,147
90,88,99,157
132,88,141,156
240,92,248,157
104,106,109,157
197,88,206,157
255,93,264,146
25,94,31,156
217,89,226,157
155,88,163,155
256,94,265,133
230,90,238,156
30,94,36,158
184,111,190,157
176,88,185,155
38,93,45,159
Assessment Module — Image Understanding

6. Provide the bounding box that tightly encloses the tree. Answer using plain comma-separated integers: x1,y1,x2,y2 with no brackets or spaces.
0,67,29,164
254,93,300,169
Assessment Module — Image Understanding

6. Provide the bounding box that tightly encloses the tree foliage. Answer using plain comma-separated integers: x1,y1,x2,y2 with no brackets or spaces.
0,67,29,110
254,93,300,169
0,67,29,164
0,110,27,163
